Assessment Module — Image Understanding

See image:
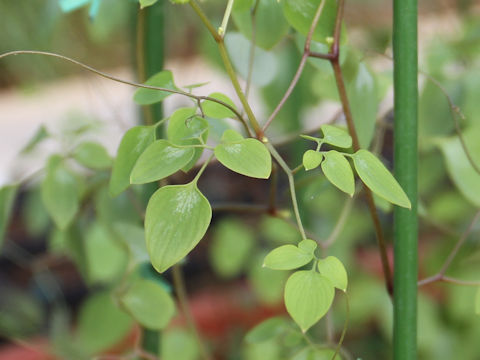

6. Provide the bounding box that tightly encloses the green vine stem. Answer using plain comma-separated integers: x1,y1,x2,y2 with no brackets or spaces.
393,0,418,357
189,0,262,137
266,142,307,240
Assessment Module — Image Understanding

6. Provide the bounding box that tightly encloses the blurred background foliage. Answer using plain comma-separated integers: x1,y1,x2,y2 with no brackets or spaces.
1,0,480,359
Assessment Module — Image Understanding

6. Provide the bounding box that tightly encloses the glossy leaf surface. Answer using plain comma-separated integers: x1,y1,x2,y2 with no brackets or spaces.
320,124,352,148
202,92,236,119
284,270,335,332
130,140,195,184
109,125,156,196
133,70,177,105
215,130,271,179
167,107,209,172
321,150,355,196
317,256,348,292
353,150,411,208
264,240,316,270
303,150,323,171
145,183,212,273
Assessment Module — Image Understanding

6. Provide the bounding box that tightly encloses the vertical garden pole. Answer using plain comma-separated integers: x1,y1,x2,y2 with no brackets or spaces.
393,0,418,358
136,2,165,356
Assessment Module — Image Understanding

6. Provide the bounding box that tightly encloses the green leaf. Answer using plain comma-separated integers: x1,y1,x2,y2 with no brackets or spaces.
109,125,155,196
475,288,480,315
0,185,17,248
202,92,237,119
73,142,112,170
139,0,158,8
303,150,323,171
130,140,195,184
317,256,348,292
245,317,289,344
282,0,337,44
353,150,411,208
263,240,316,270
209,218,254,278
113,223,149,265
21,125,49,154
249,254,288,304
225,32,279,87
347,63,378,148
145,182,212,273
41,156,80,229
74,291,132,355
284,270,335,332
167,107,209,172
321,150,355,196
133,70,177,105
162,329,198,360
232,0,289,50
437,126,480,207
320,125,352,148
85,223,127,284
215,130,271,179
121,279,175,330
260,216,301,244
169,0,190,3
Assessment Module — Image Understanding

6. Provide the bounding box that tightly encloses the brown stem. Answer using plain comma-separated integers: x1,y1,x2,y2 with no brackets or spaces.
262,0,327,133
325,0,393,296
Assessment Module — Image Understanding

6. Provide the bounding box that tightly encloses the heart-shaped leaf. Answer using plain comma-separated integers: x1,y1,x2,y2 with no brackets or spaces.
263,239,317,270
202,92,237,119
73,142,112,170
303,150,323,171
145,182,212,273
121,279,175,330
352,150,411,208
130,140,195,184
167,107,209,172
109,125,156,196
284,270,335,332
215,130,271,179
317,256,348,292
321,150,355,196
133,71,178,105
320,125,352,148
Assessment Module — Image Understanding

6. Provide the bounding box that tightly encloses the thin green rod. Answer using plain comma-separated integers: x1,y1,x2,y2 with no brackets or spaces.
393,0,418,358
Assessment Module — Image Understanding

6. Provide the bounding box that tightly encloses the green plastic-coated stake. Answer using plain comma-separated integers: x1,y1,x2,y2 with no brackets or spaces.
136,2,165,356
393,0,418,358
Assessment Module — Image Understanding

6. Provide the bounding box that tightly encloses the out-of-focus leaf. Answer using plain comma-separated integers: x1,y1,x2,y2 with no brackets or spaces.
225,32,279,87
209,218,254,278
0,185,17,248
437,126,480,207
41,155,80,229
74,291,132,355
121,279,175,330
232,0,289,50
162,329,199,360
